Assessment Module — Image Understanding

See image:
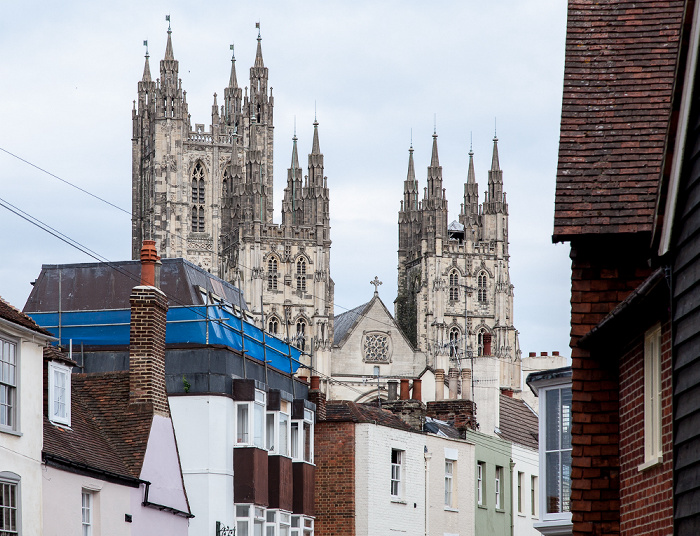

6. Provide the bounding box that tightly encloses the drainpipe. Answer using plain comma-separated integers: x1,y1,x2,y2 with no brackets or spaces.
509,459,515,536
424,445,431,536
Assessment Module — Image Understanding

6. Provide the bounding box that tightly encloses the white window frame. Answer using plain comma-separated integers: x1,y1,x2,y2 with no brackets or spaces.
495,466,502,510
444,460,454,509
279,403,290,458
279,511,291,536
82,490,92,536
49,361,71,427
531,475,538,517
477,461,485,507
640,324,663,470
236,504,265,536
291,408,314,463
0,337,18,433
291,515,300,536
538,384,572,522
391,449,403,499
0,472,20,536
235,390,267,449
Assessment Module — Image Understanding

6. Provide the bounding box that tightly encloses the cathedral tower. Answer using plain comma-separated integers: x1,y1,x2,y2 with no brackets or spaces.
396,133,521,395
132,24,334,382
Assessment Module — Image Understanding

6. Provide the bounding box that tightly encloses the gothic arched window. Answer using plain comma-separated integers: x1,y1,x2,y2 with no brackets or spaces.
449,327,461,358
477,272,488,303
191,162,206,232
477,329,486,356
296,319,307,352
296,259,307,292
267,256,279,291
268,317,279,335
449,271,460,301
222,164,231,206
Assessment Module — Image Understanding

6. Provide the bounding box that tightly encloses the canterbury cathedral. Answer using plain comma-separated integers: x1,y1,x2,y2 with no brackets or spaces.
395,132,522,395
131,26,334,377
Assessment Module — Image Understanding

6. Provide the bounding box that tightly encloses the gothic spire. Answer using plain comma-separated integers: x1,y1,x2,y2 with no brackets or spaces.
407,144,416,183
164,27,174,61
254,25,264,68
291,132,300,169
142,51,152,82
311,119,321,155
430,131,440,167
467,146,476,183
229,46,238,88
491,135,500,171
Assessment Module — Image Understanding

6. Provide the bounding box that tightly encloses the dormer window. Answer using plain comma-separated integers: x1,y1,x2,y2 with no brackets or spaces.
49,361,71,427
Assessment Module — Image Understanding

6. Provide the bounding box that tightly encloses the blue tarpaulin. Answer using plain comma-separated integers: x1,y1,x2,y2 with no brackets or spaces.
28,305,302,375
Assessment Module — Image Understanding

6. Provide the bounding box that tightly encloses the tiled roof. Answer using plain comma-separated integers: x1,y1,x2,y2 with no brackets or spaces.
325,401,414,432
553,0,686,241
497,394,539,450
43,371,154,479
332,301,370,346
0,296,53,337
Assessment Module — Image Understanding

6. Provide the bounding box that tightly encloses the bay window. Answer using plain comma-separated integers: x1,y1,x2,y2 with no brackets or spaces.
291,407,314,463
235,389,267,449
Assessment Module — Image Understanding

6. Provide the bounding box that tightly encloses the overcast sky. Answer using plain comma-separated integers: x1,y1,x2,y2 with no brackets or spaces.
0,1,572,357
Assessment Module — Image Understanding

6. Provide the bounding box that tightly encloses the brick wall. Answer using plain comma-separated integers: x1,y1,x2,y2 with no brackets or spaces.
569,239,652,536
129,286,170,415
315,421,355,536
426,399,477,434
618,321,673,535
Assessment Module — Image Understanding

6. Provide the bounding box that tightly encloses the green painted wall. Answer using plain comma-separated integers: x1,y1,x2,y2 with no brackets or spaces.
466,430,513,536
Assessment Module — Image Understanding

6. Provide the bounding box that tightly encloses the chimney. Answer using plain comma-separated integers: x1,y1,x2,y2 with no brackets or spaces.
461,369,472,400
528,352,536,357
387,380,398,401
129,242,169,415
540,352,548,357
140,240,160,287
483,333,492,356
552,351,560,356
308,376,326,421
448,368,459,400
435,369,445,401
399,379,410,400
411,378,422,402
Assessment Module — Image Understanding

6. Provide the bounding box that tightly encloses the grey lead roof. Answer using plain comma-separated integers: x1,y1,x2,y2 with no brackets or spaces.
24,258,248,313
332,301,370,346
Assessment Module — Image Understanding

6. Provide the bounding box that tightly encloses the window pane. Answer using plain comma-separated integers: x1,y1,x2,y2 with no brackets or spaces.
237,404,249,443
545,389,560,451
266,413,275,451
303,422,312,462
254,402,265,449
279,414,289,456
561,388,572,450
236,505,250,517
562,450,572,513
238,521,249,536
291,422,299,459
546,451,561,513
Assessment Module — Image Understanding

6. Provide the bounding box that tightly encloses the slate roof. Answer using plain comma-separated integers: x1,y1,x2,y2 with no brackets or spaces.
424,416,461,439
24,258,248,313
0,296,53,337
553,0,686,241
333,301,370,346
496,394,539,450
43,370,154,481
325,400,414,432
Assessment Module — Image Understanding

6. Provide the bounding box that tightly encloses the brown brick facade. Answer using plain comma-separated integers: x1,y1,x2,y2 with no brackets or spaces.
569,239,652,536
314,421,355,536
129,286,170,415
618,321,673,535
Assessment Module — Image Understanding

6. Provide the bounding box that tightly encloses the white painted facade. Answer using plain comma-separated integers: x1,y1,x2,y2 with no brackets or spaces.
43,467,132,536
169,394,235,536
521,354,569,413
354,422,476,536
425,434,475,536
512,443,541,536
0,315,53,536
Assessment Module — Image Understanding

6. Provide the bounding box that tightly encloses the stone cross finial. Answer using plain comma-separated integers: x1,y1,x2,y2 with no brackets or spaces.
370,276,382,296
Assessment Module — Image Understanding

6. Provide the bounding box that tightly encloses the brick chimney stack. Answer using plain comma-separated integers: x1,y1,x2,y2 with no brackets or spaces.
129,242,169,415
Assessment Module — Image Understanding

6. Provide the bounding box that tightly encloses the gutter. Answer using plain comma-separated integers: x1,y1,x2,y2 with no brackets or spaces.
0,316,56,342
143,481,194,519
42,452,141,488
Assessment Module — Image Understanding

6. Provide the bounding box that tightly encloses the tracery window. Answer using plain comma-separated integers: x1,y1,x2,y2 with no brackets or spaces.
222,165,231,206
449,271,460,301
295,320,307,352
296,259,307,292
191,162,205,232
268,317,279,335
268,257,279,291
449,327,461,358
478,271,488,303
363,333,390,363
477,329,486,356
